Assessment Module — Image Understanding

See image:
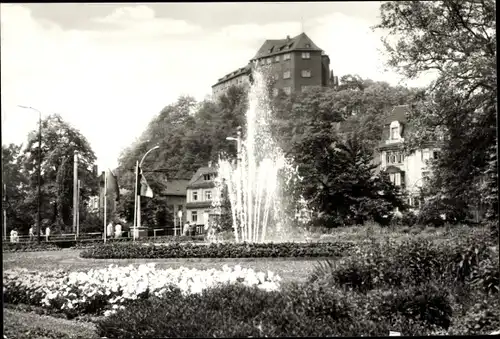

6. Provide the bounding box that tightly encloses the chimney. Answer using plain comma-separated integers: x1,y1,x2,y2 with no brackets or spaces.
286,35,290,41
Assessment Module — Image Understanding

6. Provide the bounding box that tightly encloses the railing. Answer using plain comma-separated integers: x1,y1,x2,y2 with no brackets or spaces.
3,230,208,245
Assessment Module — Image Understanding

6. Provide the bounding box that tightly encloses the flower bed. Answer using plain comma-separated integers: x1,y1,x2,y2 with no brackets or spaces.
79,241,356,259
3,264,281,318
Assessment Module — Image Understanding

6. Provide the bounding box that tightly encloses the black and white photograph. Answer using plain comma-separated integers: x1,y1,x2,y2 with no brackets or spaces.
1,1,498,338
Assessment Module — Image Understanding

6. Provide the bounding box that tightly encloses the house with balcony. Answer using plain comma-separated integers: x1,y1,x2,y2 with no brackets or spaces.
377,105,441,208
185,163,220,233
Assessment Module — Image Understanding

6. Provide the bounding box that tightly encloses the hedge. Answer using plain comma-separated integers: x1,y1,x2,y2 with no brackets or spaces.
79,241,356,259
95,282,454,338
2,242,62,253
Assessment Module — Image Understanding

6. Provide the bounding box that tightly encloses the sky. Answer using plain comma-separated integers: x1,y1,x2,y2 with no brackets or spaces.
1,2,437,171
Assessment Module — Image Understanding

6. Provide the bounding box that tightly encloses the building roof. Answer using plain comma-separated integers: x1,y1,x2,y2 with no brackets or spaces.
385,105,409,124
165,179,189,196
188,166,218,188
251,32,323,60
213,65,252,87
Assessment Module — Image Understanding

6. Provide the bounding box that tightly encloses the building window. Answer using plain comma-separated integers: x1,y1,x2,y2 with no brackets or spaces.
266,58,272,64
283,71,291,79
301,69,311,78
283,53,291,61
275,55,280,62
389,172,401,186
283,87,291,95
191,211,197,222
205,190,212,201
272,88,279,97
390,126,399,140
192,191,198,201
301,52,310,59
203,174,210,180
386,151,404,164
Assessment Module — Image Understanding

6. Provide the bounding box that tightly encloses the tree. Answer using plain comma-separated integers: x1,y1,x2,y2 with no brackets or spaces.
20,114,98,232
2,143,31,233
375,0,497,220
292,130,405,227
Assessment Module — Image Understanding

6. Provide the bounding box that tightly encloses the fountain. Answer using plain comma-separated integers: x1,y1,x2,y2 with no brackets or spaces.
212,66,310,243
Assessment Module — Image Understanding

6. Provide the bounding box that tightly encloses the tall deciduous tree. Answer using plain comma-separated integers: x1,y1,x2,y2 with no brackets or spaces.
376,0,497,220
20,114,98,232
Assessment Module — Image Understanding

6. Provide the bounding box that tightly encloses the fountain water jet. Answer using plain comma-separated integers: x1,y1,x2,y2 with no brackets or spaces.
213,67,301,243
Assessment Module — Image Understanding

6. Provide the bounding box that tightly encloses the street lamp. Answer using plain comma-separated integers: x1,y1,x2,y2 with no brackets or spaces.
134,145,160,239
18,105,42,243
226,126,242,165
177,210,183,236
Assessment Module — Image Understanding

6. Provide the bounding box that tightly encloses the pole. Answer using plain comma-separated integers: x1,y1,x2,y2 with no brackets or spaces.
133,161,139,241
104,171,107,243
136,146,159,235
37,111,42,244
77,179,81,237
3,208,6,241
73,152,78,233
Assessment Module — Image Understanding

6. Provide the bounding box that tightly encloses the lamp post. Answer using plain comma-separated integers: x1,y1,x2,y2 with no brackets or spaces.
177,210,183,236
18,105,42,243
134,145,159,240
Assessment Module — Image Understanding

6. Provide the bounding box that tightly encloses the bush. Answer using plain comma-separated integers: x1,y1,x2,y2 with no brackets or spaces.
96,279,455,338
80,241,356,259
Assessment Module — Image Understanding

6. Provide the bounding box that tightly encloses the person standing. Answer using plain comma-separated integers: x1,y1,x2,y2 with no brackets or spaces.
114,222,122,239
45,226,51,242
106,222,114,239
10,229,16,243
183,222,190,236
29,226,35,242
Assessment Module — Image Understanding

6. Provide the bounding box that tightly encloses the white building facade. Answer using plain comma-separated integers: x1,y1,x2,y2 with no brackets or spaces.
377,105,441,207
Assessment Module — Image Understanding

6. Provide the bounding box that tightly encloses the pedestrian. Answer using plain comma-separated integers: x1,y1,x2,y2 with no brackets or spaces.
183,222,190,236
45,226,51,242
114,222,122,239
29,225,35,242
10,229,16,243
106,222,114,239
190,222,196,237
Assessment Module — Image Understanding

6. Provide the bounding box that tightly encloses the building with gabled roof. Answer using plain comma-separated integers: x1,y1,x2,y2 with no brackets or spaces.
376,105,442,208
212,32,338,99
185,163,220,232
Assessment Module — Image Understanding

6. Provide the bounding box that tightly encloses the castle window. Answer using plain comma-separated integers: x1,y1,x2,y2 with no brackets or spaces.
301,69,311,78
275,55,280,62
191,211,198,222
301,52,310,59
283,53,291,61
283,71,291,79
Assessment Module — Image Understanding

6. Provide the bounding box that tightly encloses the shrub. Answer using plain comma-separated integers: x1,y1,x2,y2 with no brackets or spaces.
80,241,356,259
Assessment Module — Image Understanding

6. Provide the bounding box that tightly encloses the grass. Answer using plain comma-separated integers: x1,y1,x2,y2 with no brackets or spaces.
3,307,99,339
